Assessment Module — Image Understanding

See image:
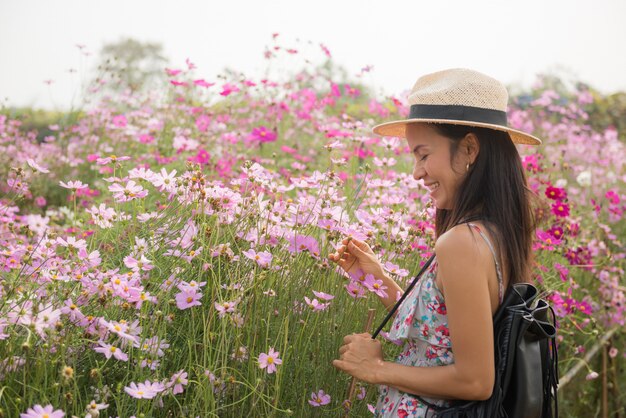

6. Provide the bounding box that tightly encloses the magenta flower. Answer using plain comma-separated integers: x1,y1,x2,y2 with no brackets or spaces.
308,389,331,406
188,148,211,165
534,230,562,251
258,347,282,374
249,126,277,143
551,202,570,218
165,68,182,76
20,404,65,418
176,290,203,310
194,79,214,88
220,83,240,96
545,186,566,201
124,380,165,399
547,225,564,240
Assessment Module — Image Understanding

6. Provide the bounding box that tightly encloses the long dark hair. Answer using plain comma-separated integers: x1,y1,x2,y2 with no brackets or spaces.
430,123,536,285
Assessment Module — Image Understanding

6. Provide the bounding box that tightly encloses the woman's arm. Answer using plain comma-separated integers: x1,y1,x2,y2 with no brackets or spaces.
334,226,496,400
378,272,404,312
379,226,496,398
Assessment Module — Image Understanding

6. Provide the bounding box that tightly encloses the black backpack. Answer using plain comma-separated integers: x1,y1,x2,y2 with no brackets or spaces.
373,260,559,418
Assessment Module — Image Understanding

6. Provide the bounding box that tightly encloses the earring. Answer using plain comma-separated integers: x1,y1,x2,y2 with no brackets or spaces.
466,163,470,172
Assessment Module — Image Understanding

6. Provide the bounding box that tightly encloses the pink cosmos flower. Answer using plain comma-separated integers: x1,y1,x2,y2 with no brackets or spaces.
108,180,148,202
288,234,320,257
86,400,108,416
59,180,88,191
363,276,389,298
56,236,87,251
242,249,272,268
112,114,127,127
214,300,237,318
308,389,331,406
176,290,203,310
20,404,65,418
94,341,128,361
26,158,50,173
585,371,599,380
123,254,154,272
304,297,329,311
167,369,189,395
345,282,366,298
258,347,282,374
124,380,165,399
151,168,177,191
312,290,335,301
96,155,131,165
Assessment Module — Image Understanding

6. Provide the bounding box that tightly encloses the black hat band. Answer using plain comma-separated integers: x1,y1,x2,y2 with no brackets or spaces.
409,104,508,127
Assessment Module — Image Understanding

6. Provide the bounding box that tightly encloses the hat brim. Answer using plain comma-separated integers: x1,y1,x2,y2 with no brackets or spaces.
372,118,542,145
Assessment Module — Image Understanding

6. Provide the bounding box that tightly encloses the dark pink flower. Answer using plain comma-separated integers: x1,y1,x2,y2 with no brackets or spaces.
249,126,277,143
545,186,566,201
551,202,570,218
220,83,240,96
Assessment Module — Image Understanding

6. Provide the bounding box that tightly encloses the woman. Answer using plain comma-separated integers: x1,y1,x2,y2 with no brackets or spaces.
329,68,541,416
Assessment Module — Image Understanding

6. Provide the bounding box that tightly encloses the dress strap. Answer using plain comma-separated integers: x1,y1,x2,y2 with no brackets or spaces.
467,223,504,304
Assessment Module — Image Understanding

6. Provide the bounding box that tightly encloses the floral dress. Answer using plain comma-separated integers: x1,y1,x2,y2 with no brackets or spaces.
375,223,503,417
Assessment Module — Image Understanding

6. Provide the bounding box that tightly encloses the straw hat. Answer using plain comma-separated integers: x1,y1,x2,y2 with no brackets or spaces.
372,68,542,145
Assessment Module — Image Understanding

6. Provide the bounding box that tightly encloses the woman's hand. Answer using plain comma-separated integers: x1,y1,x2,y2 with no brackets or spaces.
332,332,384,384
328,238,386,280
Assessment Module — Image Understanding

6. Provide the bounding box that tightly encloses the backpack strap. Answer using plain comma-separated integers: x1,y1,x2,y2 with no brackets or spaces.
466,222,504,304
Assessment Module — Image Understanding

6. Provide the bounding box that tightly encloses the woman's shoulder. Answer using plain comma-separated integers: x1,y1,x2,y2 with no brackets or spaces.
434,221,497,263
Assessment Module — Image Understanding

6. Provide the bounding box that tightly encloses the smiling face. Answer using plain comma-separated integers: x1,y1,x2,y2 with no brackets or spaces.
406,123,472,210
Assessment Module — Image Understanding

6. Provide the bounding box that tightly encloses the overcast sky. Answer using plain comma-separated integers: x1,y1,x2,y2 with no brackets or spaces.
1,0,625,110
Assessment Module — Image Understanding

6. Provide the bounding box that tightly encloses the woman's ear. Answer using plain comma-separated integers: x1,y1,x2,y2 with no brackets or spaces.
463,133,480,164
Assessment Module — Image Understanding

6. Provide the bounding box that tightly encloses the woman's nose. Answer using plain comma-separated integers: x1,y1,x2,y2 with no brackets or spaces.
413,162,425,181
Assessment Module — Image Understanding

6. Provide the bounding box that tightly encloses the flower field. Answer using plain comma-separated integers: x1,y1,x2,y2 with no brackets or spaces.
1,40,625,417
